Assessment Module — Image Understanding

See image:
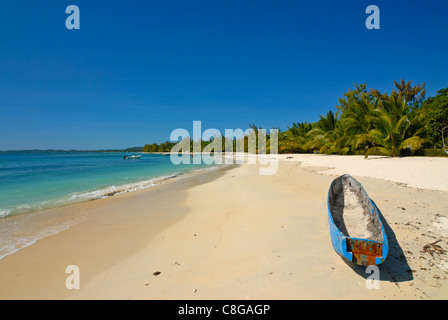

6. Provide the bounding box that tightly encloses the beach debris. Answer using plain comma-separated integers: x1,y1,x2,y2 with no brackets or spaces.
153,271,161,276
422,240,446,257
193,289,197,293
174,261,181,266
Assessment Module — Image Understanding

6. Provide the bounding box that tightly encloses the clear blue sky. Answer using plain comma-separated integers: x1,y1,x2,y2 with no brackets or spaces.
1,0,447,150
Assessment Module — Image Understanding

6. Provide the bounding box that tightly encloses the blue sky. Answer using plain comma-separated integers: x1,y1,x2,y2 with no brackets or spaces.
1,0,447,150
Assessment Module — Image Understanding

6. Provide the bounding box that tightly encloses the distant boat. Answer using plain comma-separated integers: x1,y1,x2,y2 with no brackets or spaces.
327,174,388,266
123,155,141,160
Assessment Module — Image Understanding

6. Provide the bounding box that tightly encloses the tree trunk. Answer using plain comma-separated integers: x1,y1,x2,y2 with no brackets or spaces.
442,125,448,155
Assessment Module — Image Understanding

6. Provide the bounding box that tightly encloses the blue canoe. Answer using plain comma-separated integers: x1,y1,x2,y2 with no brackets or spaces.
327,174,388,266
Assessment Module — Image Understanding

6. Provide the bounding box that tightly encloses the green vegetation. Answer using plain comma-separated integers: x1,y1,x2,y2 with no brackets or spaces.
143,80,447,158
143,141,176,153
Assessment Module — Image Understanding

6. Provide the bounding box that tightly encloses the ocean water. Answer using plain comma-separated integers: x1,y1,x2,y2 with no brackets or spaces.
0,152,214,259
0,152,212,218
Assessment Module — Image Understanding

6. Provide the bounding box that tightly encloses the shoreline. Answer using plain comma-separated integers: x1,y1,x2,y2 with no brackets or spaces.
0,164,234,299
0,155,447,299
0,160,222,220
0,164,227,262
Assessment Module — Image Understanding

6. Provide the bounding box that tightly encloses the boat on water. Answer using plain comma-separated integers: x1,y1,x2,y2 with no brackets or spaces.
123,155,142,160
327,174,388,266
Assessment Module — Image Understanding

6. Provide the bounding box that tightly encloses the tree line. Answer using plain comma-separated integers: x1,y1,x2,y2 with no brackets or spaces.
144,80,448,157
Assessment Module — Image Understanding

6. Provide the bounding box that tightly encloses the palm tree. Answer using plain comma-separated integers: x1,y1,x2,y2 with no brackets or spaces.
364,94,423,158
306,110,341,154
283,122,313,152
339,95,378,153
317,110,338,132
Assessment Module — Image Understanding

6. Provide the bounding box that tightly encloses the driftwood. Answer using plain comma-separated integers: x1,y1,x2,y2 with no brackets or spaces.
422,239,446,257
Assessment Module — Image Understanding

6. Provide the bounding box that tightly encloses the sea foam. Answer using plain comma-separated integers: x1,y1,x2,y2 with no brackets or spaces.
0,174,178,219
0,174,180,261
0,209,12,219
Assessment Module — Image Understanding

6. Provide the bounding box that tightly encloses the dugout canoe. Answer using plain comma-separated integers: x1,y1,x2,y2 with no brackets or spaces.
327,174,388,266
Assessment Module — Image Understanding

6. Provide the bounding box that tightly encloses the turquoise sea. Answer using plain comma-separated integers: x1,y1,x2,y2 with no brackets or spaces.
0,152,211,218
0,152,213,259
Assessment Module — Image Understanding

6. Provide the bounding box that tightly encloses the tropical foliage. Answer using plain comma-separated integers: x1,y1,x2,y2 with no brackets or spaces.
143,80,447,157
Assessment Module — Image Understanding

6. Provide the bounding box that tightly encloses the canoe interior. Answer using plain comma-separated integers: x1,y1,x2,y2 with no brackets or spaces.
328,174,384,243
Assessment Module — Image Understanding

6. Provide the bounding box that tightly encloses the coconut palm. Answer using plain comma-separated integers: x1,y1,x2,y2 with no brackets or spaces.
307,124,348,154
339,95,378,153
364,94,423,158
283,122,313,152
306,110,344,154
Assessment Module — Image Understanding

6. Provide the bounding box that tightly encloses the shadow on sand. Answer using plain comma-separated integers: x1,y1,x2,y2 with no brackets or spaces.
345,200,414,283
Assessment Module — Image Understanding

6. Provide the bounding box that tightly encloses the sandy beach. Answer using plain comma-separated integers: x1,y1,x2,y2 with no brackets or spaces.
0,154,447,300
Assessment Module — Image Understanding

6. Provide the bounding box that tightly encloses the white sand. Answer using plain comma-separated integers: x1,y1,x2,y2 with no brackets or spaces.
0,154,447,299
279,154,448,191
341,184,375,240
